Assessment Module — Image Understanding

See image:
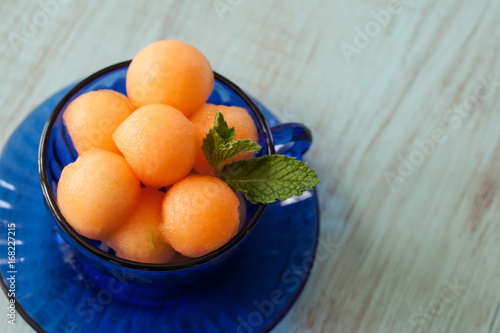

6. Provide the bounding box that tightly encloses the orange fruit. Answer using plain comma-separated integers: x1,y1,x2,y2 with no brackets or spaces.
126,40,214,116
57,149,141,241
107,188,176,264
63,90,135,154
158,175,240,258
189,104,259,174
112,104,198,187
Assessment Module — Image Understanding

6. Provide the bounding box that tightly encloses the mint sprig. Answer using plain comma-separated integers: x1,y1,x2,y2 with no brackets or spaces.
201,111,261,173
220,155,320,204
202,110,320,204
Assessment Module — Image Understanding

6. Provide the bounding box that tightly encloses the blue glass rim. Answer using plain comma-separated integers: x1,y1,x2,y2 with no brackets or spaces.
38,61,276,272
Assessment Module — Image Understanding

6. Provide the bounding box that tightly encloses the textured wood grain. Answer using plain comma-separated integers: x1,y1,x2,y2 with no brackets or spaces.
1,0,500,332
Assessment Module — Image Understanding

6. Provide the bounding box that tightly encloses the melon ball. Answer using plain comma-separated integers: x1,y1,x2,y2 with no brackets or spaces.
57,149,141,241
158,175,240,258
112,104,198,187
63,90,135,154
189,104,259,174
126,40,214,116
107,188,176,264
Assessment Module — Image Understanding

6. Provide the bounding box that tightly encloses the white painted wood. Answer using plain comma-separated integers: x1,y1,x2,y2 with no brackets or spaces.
1,0,500,332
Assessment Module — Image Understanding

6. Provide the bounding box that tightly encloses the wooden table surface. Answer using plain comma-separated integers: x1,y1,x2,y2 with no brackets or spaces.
1,0,500,332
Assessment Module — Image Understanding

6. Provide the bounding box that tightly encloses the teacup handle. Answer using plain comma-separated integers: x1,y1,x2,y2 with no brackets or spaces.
270,123,312,159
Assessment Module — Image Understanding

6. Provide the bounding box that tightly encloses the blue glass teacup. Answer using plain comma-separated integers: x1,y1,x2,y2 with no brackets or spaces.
38,61,312,293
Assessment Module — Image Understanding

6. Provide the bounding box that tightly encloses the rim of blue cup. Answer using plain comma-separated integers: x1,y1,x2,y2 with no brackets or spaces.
38,60,275,272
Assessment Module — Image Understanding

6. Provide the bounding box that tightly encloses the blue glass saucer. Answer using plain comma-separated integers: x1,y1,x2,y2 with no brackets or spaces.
0,86,319,333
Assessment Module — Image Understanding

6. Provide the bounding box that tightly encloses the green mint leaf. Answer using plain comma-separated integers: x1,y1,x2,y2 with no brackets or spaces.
209,139,262,172
202,110,320,204
202,110,260,172
213,110,235,142
220,155,320,204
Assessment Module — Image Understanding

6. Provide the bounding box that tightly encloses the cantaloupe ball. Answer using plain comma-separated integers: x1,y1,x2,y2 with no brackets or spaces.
126,40,214,116
158,175,240,258
107,188,176,264
57,149,141,241
63,90,135,154
112,104,198,187
189,104,259,174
